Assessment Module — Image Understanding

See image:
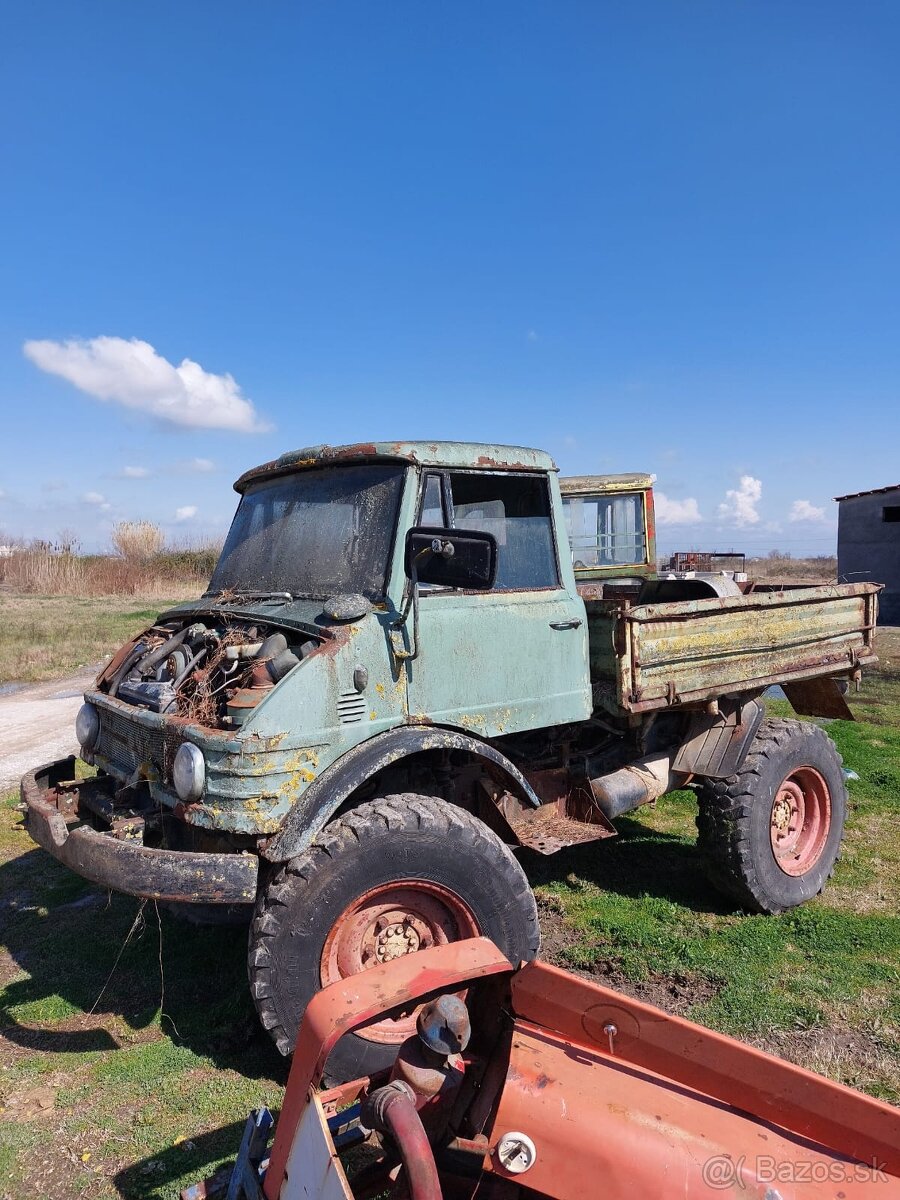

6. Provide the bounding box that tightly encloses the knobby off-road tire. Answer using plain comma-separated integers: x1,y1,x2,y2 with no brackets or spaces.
696,717,847,914
248,794,539,1082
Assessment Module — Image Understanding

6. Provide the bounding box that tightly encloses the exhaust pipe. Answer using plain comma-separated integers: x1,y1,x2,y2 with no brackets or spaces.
589,752,683,821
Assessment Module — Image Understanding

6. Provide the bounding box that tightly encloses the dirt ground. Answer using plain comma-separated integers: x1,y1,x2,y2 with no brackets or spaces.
0,667,98,791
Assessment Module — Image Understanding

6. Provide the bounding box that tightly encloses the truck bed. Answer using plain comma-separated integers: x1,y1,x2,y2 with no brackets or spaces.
584,582,880,714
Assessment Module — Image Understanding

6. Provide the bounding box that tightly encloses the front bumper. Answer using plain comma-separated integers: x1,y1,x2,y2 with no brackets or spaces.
20,756,259,904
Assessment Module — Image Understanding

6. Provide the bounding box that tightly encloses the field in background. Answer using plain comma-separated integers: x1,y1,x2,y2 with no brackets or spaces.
0,546,217,600
0,595,194,684
0,523,217,683
747,552,837,580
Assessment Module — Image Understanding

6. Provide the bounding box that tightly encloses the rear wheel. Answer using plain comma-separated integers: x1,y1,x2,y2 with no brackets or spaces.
248,794,539,1081
696,718,846,914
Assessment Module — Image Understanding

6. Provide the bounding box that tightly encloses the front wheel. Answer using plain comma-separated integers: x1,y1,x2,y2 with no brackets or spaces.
696,718,847,914
248,794,539,1081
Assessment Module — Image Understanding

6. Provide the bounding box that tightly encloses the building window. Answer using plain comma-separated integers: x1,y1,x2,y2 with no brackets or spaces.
883,506,900,523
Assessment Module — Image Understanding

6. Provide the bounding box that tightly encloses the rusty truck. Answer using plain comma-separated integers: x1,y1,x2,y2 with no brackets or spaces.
21,441,879,1082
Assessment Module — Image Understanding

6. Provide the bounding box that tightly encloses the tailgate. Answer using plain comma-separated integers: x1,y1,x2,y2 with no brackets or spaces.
619,582,880,712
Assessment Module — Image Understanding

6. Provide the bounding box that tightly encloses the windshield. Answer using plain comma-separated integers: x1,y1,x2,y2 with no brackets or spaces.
208,464,407,601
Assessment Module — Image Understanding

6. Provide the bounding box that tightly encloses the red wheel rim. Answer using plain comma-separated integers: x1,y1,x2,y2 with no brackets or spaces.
320,881,479,1044
769,767,832,876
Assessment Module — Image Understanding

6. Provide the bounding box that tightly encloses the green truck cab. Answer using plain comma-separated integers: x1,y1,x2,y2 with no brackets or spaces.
22,441,879,1081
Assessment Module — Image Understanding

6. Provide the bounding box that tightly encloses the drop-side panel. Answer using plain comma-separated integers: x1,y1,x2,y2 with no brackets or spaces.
619,583,880,712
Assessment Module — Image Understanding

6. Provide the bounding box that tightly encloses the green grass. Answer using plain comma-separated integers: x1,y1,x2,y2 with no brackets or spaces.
0,594,191,683
0,788,286,1198
1,636,899,1195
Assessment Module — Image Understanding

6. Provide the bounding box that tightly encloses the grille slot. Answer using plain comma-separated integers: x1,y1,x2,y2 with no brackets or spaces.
337,691,367,724
97,707,167,778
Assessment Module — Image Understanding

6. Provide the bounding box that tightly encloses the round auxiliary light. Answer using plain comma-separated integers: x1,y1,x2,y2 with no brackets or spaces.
173,742,205,802
75,702,100,752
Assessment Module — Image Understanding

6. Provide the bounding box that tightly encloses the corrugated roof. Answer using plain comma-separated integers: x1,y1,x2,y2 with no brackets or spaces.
834,484,900,501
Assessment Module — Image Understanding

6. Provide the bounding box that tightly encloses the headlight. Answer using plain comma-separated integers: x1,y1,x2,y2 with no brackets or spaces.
75,703,100,752
173,742,205,802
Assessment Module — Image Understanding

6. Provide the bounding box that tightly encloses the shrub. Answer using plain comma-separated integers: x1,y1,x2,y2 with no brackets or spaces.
111,521,165,561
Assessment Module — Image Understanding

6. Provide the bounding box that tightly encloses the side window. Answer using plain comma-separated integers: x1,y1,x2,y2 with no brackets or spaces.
419,473,447,526
448,473,559,589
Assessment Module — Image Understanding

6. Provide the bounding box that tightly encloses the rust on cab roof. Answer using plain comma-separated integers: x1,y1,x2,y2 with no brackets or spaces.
235,441,557,492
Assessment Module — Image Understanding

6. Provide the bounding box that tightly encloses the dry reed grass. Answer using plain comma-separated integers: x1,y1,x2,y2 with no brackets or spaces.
747,553,837,581
110,520,165,561
0,527,221,597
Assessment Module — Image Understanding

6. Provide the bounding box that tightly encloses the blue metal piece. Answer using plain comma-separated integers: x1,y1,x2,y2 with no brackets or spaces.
225,1108,272,1200
327,1102,365,1150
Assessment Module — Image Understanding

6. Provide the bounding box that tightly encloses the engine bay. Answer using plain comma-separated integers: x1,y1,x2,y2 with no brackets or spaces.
99,614,318,727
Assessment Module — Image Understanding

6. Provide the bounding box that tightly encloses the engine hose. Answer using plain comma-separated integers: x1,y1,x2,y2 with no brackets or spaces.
137,626,192,678
109,627,190,698
171,646,207,692
108,643,151,698
364,1082,442,1200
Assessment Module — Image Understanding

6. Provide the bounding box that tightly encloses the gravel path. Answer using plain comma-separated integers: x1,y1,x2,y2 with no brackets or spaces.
0,667,98,791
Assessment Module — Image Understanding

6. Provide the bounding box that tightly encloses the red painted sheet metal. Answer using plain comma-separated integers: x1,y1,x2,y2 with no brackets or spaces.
486,1025,899,1199
510,960,900,1179
263,937,512,1199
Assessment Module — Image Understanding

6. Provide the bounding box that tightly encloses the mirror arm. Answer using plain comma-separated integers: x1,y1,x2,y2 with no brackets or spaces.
390,548,430,663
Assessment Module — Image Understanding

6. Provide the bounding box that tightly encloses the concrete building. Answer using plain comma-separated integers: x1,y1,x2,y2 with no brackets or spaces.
836,484,900,626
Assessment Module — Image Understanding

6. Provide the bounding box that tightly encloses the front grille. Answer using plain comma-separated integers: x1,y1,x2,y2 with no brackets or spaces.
337,690,367,724
97,707,167,778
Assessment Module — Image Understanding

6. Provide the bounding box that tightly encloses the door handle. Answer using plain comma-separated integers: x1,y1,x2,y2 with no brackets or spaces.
549,618,583,630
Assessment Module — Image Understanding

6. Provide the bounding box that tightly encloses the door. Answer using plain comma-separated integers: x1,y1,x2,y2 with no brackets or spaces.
405,470,592,736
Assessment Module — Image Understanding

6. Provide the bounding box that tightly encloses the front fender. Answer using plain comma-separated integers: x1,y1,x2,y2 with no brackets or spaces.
261,725,541,862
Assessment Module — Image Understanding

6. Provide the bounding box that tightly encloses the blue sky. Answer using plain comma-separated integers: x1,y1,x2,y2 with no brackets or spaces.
1,2,898,555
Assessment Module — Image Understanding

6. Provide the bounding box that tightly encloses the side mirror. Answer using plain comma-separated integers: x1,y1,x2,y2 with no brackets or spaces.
405,527,497,590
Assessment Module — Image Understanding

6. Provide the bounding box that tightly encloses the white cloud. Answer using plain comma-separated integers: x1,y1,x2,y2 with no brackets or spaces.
186,457,215,473
175,505,198,522
789,499,827,523
120,465,150,479
23,335,270,433
718,475,762,527
655,492,702,525
82,490,112,511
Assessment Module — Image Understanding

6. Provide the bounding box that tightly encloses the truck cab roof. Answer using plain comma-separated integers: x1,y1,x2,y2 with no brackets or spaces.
235,441,557,492
560,473,654,496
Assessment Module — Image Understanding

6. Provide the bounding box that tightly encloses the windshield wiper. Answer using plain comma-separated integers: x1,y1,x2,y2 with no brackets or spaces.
202,590,295,606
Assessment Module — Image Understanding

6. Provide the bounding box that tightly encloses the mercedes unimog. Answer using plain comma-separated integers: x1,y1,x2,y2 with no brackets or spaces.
22,442,879,1082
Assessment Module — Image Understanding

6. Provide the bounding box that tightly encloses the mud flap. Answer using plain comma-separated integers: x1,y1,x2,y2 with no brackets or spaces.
782,676,855,721
672,697,765,780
